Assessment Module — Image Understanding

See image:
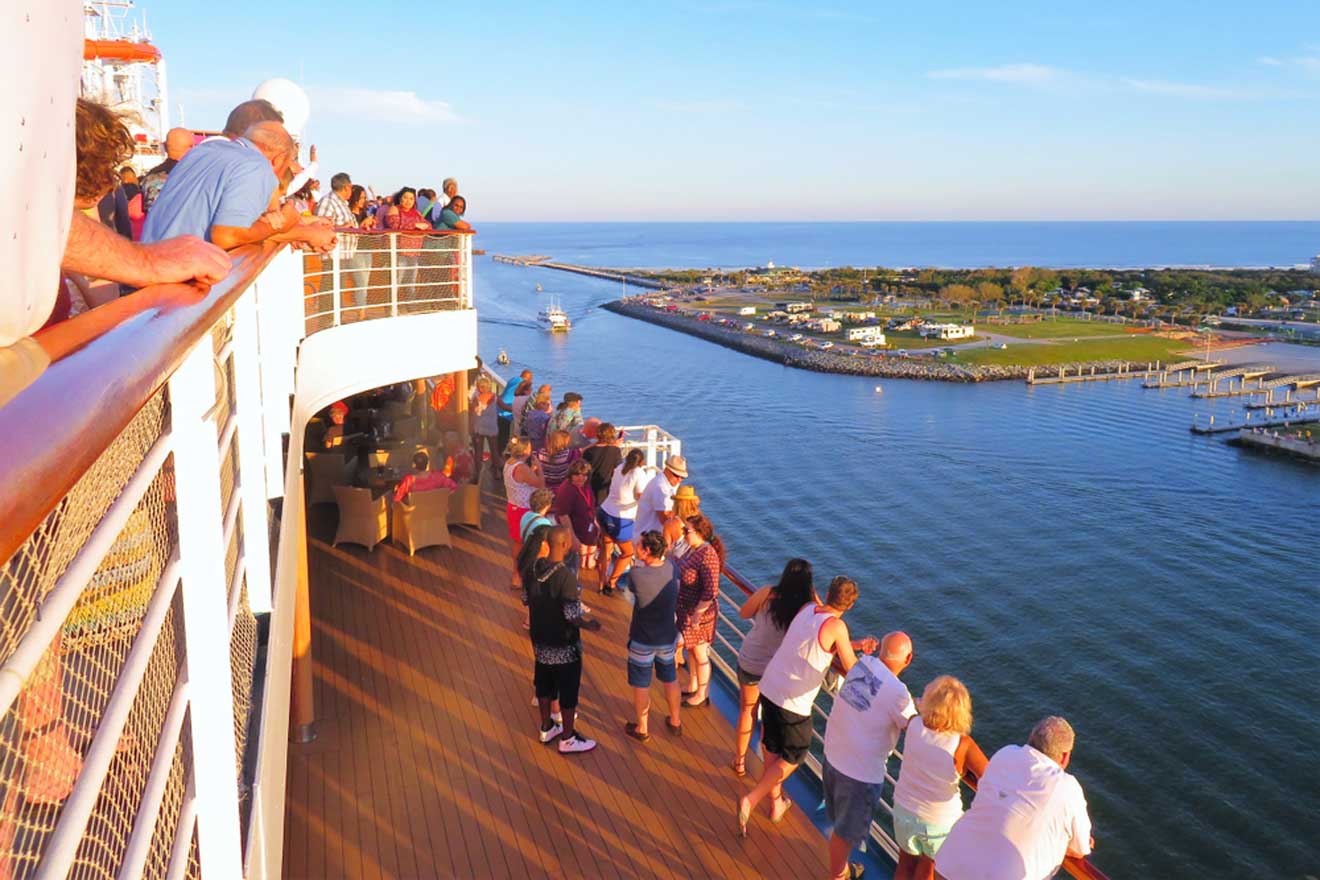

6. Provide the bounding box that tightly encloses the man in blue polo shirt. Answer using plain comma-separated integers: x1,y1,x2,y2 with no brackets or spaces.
142,121,334,253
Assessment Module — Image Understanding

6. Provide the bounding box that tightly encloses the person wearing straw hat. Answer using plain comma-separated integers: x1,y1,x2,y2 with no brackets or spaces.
663,484,701,555
634,454,688,538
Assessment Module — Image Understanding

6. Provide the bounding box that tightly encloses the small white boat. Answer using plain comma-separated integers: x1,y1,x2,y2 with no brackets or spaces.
496,350,510,365
538,299,571,332
535,283,544,293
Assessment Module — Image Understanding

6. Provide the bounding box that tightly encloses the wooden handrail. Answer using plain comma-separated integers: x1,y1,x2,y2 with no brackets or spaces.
0,242,285,565
331,227,475,236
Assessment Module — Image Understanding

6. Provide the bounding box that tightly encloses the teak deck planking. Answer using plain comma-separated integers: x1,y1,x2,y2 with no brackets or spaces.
283,497,831,879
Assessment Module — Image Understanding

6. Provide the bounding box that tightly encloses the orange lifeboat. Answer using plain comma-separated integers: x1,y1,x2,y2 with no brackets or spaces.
83,39,162,63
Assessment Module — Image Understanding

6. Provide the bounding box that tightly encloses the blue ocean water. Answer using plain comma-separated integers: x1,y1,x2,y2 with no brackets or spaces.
477,220,1320,270
469,225,1320,879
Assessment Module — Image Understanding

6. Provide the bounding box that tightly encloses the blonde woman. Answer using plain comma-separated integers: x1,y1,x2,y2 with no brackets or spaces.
892,675,988,880
535,429,581,491
469,375,501,484
503,436,544,585
663,485,702,556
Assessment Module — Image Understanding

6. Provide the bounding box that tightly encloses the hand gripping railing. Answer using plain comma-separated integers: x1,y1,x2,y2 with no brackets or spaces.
300,228,474,335
712,564,1110,880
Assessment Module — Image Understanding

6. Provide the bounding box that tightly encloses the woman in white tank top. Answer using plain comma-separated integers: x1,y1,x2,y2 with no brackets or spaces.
892,675,989,879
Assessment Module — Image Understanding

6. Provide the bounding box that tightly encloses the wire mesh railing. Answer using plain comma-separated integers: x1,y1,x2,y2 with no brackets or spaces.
1,251,283,878
301,228,474,335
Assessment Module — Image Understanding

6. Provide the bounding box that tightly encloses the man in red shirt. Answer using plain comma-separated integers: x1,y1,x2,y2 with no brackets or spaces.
393,450,457,503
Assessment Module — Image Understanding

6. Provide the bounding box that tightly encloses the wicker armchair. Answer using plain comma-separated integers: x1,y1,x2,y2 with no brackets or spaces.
391,488,452,555
447,483,482,529
305,451,350,505
332,486,388,551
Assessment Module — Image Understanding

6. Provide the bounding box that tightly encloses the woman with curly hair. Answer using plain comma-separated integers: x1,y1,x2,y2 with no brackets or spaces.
673,513,726,707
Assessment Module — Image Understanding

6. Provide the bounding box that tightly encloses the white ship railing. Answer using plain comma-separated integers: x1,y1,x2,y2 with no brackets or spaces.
0,230,478,879
300,228,473,336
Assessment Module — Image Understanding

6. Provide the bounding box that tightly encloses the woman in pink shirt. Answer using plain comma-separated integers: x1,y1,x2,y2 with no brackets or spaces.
384,187,432,301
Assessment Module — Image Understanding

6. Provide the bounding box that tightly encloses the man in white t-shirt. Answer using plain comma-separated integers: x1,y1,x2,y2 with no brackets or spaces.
935,716,1094,880
633,455,688,535
821,631,917,880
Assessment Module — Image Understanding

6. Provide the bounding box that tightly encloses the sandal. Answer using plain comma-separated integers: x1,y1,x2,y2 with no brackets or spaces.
737,798,751,838
624,722,650,743
770,796,794,824
730,755,746,777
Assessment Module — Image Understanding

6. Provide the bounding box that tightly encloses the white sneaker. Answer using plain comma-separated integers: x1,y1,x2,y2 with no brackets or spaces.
551,711,563,725
538,722,563,744
558,733,597,754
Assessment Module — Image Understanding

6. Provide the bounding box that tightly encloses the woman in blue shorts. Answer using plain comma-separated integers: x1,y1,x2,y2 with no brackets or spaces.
596,448,648,594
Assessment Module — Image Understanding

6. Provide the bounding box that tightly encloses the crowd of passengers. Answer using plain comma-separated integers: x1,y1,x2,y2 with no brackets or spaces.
495,367,1094,880
5,93,473,357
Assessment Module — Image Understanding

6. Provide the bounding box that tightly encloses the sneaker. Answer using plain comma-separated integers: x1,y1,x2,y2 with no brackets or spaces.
538,722,563,744
558,733,597,754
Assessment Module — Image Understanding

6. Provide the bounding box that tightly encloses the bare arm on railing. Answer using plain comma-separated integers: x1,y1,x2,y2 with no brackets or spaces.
739,584,772,620
212,203,336,253
62,211,230,287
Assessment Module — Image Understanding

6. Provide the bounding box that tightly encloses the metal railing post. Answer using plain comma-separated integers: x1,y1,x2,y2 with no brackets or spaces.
331,248,342,327
462,233,473,308
389,234,399,318
168,341,244,878
230,291,274,614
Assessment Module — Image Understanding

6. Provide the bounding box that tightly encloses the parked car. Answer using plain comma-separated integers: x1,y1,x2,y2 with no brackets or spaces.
789,333,804,342
820,341,834,350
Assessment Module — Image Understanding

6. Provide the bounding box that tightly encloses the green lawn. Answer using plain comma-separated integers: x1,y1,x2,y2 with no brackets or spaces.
981,318,1134,339
884,330,979,350
957,336,1190,367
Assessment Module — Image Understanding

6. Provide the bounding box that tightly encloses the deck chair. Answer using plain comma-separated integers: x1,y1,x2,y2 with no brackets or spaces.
332,486,388,551
305,451,349,505
392,488,452,555
447,483,482,529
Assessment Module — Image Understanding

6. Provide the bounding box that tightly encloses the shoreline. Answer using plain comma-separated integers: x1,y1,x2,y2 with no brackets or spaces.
601,299,1136,382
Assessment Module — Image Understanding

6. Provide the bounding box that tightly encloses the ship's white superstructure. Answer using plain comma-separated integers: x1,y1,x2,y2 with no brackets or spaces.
81,0,169,172
538,298,571,332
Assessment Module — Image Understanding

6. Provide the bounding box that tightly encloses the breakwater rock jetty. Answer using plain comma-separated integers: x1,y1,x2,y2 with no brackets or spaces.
602,299,1137,383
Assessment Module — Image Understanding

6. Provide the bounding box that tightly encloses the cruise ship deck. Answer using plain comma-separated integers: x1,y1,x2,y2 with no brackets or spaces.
282,495,831,879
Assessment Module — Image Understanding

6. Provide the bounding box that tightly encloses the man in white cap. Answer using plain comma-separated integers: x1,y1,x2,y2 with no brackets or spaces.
633,454,688,536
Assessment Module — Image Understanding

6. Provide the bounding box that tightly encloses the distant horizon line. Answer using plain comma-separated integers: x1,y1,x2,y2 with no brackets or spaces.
473,218,1320,224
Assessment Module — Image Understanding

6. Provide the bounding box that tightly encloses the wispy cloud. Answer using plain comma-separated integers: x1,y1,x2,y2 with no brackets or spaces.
926,64,1067,85
311,87,461,124
1257,51,1320,73
1122,77,1296,101
653,99,743,114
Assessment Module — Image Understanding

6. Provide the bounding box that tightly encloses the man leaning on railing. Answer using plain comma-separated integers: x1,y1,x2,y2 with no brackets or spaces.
141,120,335,255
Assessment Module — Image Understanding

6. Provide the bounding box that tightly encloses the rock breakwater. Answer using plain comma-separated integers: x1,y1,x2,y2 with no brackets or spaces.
601,300,1135,383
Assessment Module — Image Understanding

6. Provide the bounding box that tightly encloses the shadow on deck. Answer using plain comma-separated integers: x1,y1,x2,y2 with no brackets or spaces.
283,497,831,879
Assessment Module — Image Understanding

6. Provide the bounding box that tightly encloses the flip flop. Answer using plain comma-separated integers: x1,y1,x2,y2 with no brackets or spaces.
770,796,794,824
737,799,751,838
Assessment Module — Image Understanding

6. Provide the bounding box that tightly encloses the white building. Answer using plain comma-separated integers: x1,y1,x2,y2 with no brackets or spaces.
920,322,975,340
786,301,814,313
846,326,886,346
738,306,757,316
807,318,841,333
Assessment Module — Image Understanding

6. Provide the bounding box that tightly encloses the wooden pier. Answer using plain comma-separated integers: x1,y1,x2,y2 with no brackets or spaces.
1026,362,1159,385
1190,403,1318,434
1229,427,1320,462
1142,360,1222,389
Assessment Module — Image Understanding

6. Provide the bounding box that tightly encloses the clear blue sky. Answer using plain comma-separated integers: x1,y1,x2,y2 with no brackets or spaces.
151,0,1320,221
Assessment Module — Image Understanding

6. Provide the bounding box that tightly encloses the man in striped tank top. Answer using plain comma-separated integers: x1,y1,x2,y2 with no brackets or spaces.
737,576,878,839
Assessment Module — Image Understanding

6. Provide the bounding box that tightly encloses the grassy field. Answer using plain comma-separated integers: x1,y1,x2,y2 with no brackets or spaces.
981,319,1134,339
957,336,1190,366
884,330,981,350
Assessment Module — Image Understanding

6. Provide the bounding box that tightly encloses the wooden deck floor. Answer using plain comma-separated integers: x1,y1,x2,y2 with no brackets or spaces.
283,497,832,879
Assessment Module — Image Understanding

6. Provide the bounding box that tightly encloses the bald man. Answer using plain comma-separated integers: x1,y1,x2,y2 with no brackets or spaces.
821,630,918,880
139,128,196,214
